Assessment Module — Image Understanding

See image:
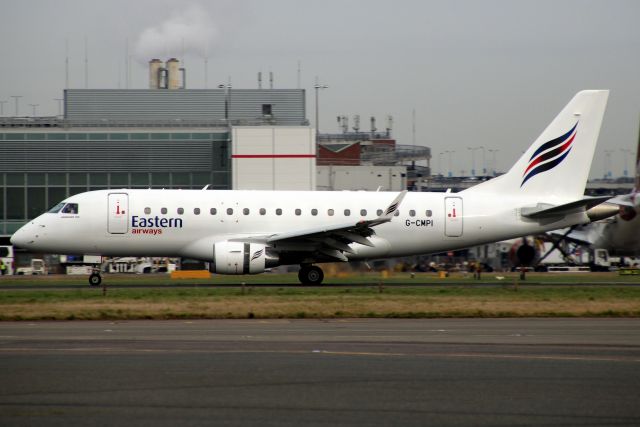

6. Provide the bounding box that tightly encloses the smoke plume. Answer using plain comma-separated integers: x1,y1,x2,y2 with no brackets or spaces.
134,4,217,61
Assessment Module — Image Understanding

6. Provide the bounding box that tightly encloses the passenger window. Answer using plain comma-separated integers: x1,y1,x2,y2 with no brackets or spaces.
161,207,168,214
177,208,184,215
295,208,301,216
426,210,432,217
210,208,217,215
259,208,266,215
376,209,383,216
276,208,282,216
227,208,233,215
48,202,65,213
360,209,367,216
144,207,151,214
311,208,318,216
328,209,334,216
344,209,351,216
61,203,79,214
194,208,200,215
243,208,250,215
409,210,416,217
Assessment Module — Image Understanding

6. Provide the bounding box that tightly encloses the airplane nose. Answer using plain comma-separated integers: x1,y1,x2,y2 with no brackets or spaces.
10,223,34,249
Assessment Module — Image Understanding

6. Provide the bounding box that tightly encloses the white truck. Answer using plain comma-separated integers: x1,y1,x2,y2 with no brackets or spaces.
539,244,628,272
16,259,47,275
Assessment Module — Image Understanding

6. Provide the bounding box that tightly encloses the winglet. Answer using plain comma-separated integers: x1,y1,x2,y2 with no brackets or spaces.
367,190,407,226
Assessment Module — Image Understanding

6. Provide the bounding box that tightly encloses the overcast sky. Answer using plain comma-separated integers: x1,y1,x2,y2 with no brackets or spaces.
1,0,638,178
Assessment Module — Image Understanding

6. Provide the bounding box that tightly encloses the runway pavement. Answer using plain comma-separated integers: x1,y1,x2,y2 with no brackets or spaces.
1,318,639,426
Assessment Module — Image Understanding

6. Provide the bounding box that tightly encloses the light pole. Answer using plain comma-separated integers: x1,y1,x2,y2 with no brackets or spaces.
467,146,483,176
488,149,499,176
314,77,328,143
29,104,39,117
54,98,64,117
438,152,445,176
620,148,633,177
0,100,7,116
10,95,22,116
445,150,455,177
466,146,485,176
467,147,475,176
604,149,614,178
218,81,232,125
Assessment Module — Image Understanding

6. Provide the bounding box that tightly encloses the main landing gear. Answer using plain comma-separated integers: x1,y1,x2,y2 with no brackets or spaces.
89,271,102,286
298,265,324,285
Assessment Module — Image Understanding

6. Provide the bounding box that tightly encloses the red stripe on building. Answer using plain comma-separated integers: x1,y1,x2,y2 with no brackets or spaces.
232,154,316,159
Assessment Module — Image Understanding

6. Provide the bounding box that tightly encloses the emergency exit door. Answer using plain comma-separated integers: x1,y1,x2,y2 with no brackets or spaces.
108,193,129,234
444,197,463,237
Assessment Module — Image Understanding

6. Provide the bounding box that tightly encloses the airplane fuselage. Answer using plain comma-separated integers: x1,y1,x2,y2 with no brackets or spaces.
13,189,587,260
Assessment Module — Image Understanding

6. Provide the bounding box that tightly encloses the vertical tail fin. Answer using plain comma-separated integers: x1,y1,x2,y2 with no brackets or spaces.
466,90,609,202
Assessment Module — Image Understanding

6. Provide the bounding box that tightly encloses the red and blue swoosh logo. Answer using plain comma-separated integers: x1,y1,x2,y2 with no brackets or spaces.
521,122,578,187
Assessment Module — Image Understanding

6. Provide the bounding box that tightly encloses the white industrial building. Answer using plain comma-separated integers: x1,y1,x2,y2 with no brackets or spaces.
231,126,316,190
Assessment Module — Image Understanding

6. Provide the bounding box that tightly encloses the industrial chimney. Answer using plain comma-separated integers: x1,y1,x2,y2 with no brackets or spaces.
149,59,163,89
166,58,181,89
149,58,185,89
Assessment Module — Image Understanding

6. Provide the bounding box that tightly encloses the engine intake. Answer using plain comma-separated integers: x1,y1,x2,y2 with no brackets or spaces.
508,237,542,267
210,241,279,274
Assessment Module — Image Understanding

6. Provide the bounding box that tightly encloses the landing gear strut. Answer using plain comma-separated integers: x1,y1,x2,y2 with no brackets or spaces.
298,265,324,285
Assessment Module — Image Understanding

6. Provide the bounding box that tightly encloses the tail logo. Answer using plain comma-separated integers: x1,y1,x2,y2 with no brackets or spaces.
521,122,578,187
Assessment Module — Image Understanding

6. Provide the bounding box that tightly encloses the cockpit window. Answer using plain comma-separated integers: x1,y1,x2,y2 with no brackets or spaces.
48,202,66,213
61,203,79,214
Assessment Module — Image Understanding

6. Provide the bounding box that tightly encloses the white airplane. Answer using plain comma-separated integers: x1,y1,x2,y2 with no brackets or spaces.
11,90,610,286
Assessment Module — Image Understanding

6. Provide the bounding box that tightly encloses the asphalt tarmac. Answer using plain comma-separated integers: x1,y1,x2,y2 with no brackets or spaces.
1,318,639,426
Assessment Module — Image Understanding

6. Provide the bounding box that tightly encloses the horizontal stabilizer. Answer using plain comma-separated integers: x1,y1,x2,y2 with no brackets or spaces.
521,196,611,219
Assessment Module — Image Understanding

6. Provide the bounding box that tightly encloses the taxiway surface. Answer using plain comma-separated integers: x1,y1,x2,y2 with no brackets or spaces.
1,318,639,426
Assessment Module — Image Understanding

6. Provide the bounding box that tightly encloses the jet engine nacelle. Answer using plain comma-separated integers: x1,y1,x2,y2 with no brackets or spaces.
210,241,279,275
508,237,543,267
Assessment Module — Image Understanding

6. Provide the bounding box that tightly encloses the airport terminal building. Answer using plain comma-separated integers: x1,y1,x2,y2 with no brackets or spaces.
0,85,309,239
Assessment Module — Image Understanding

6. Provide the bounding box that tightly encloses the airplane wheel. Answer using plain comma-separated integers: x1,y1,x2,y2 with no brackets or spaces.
298,265,324,285
89,273,102,287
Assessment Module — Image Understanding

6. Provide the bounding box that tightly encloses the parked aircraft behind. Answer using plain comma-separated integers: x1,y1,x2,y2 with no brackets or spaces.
11,90,610,285
555,131,640,256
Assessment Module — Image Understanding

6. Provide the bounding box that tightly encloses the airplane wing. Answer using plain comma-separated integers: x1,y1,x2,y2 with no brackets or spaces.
229,191,407,261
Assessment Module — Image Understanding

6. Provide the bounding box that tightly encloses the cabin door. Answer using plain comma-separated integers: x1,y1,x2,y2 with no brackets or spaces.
444,197,463,237
108,193,129,234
